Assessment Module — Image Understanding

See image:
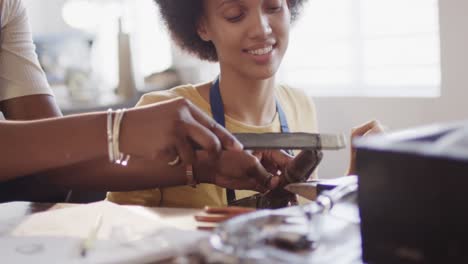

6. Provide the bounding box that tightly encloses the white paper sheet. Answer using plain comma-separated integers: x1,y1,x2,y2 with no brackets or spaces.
1,201,208,263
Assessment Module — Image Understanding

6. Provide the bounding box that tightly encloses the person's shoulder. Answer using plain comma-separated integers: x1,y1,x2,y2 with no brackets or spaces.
136,84,197,107
277,84,318,133
1,0,25,25
277,84,315,109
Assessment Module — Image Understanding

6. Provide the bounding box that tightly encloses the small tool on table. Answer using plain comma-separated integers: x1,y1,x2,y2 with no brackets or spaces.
80,214,103,257
284,176,359,201
195,206,255,230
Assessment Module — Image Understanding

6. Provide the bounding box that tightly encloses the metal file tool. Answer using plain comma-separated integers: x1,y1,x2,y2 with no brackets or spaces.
233,133,346,150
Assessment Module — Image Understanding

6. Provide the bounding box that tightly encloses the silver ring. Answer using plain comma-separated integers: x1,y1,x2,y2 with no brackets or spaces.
168,155,181,166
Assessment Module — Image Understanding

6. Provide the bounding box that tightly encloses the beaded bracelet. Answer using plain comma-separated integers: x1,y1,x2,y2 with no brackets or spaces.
107,108,130,166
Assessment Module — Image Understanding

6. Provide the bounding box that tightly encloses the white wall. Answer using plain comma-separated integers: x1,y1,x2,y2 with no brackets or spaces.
23,0,70,36
316,0,468,178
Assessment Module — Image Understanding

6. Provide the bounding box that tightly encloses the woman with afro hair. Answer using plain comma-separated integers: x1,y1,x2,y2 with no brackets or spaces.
108,0,382,208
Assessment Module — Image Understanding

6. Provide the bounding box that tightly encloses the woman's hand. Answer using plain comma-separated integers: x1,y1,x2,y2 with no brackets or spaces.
192,149,323,208
120,97,243,165
194,150,281,193
347,120,385,175
248,149,323,208
254,149,323,187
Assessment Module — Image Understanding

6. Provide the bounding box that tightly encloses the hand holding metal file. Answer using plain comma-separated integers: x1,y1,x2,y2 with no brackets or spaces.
228,149,324,209
232,133,346,150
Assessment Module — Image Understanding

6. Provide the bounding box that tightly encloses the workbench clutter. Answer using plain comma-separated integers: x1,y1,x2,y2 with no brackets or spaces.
0,180,361,264
200,177,360,263
355,121,468,264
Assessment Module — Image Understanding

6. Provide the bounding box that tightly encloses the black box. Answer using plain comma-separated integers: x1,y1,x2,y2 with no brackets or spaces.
355,121,468,264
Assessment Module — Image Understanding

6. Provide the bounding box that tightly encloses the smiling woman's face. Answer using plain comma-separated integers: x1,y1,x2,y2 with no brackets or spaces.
198,0,291,80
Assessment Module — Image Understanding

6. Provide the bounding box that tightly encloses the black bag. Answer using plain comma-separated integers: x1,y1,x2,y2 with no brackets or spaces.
355,121,468,264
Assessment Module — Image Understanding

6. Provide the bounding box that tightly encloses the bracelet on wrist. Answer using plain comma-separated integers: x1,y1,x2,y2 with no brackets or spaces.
106,108,131,166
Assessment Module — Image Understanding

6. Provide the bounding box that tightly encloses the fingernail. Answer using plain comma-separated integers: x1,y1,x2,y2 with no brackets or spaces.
269,176,280,189
232,140,243,151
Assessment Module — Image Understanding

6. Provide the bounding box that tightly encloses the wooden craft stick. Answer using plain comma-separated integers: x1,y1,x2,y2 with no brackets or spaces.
194,215,233,223
197,225,216,231
203,206,255,215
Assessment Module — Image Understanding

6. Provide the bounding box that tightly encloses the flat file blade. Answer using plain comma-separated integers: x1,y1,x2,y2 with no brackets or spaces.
233,133,346,150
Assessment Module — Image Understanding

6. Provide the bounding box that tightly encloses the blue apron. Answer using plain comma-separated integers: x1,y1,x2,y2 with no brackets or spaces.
209,77,291,204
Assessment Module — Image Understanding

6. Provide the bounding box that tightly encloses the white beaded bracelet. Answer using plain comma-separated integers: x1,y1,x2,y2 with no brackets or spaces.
107,109,114,162
106,108,130,166
112,109,122,163
113,108,130,166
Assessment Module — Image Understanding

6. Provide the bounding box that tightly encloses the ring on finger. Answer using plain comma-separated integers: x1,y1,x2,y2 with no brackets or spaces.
168,155,181,166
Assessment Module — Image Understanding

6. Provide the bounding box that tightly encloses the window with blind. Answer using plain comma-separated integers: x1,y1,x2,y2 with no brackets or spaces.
279,0,441,97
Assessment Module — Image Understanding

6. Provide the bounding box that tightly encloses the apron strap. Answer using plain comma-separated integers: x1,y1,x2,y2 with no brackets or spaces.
209,77,292,204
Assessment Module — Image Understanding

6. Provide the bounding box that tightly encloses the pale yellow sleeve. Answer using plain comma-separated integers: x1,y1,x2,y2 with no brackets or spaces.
135,90,181,107
292,88,318,133
305,95,318,133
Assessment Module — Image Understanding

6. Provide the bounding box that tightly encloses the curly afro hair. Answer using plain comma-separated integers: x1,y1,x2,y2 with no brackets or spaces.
154,0,308,62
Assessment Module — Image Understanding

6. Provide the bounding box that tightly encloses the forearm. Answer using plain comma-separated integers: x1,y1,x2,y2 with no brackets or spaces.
0,113,108,181
0,95,62,120
37,157,192,192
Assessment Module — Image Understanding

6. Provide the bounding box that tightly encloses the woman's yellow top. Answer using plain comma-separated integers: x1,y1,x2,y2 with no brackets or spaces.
107,83,318,208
